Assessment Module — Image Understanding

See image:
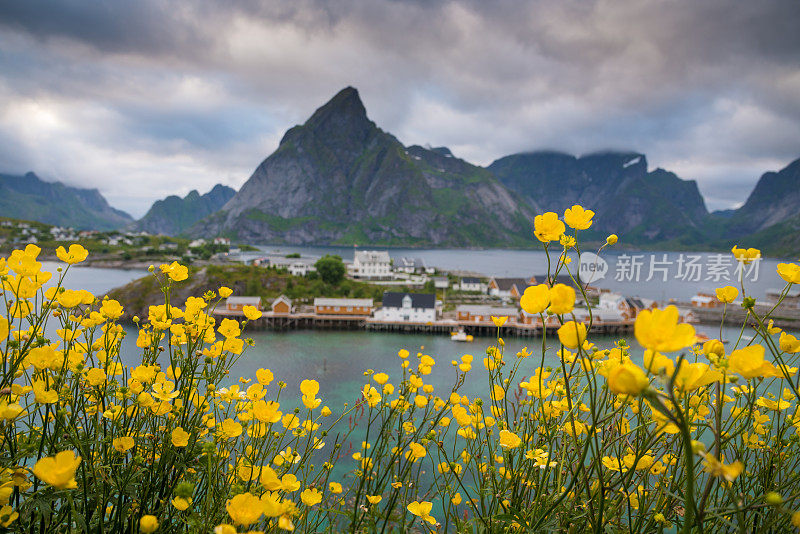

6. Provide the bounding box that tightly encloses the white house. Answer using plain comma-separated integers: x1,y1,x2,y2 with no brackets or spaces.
432,276,449,289
353,250,391,279
375,292,436,322
288,261,316,277
458,277,488,293
213,237,231,246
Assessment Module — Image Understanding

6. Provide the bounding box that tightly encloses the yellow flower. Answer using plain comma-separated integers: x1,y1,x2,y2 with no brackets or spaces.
33,450,82,489
634,306,696,352
731,245,760,264
0,504,18,527
32,380,58,404
366,495,382,504
214,525,236,534
0,316,8,342
606,234,618,245
715,286,738,303
703,456,744,483
219,419,243,439
329,482,343,494
219,286,233,298
171,497,191,511
407,501,436,525
171,427,190,447
564,204,594,230
702,339,725,357
159,261,189,282
607,362,649,396
139,515,159,533
777,262,800,284
557,321,587,349
100,299,124,320
218,318,241,339
533,212,565,243
226,492,263,525
300,488,323,506
113,436,135,453
55,244,89,264
256,368,274,385
520,284,550,314
242,305,262,320
85,368,107,387
491,316,507,327
548,283,575,315
673,362,722,391
362,384,381,408
498,430,522,449
728,344,767,379
780,332,800,354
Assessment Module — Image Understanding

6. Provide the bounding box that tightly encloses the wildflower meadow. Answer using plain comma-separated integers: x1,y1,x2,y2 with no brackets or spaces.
2,206,800,533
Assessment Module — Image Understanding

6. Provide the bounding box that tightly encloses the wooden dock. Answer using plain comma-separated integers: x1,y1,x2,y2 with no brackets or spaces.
212,309,634,338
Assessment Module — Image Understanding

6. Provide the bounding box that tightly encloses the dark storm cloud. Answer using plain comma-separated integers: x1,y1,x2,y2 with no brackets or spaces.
0,0,798,215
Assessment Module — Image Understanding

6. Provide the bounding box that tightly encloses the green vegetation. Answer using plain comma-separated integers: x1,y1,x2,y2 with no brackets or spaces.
314,255,345,285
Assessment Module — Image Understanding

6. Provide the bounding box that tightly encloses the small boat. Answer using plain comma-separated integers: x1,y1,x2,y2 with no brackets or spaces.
450,328,473,342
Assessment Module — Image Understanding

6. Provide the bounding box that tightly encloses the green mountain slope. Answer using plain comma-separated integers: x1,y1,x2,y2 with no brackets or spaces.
0,172,132,230
130,184,235,236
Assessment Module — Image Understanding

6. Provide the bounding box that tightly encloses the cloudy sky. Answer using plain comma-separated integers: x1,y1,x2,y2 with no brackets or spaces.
0,0,798,217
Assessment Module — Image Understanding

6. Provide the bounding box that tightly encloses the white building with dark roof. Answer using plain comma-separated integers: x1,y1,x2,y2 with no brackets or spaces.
353,250,391,279
458,277,488,293
376,292,436,322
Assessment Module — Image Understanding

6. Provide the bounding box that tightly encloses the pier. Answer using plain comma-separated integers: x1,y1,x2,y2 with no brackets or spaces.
212,308,635,338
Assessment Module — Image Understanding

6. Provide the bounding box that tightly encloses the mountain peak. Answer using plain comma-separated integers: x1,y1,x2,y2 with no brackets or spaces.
307,86,367,124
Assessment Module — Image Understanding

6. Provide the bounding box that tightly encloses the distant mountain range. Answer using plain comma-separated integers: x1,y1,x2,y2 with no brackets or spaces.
128,184,235,236
1,87,797,253
0,172,132,230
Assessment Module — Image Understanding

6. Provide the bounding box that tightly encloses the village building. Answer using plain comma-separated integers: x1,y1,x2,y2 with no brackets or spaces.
432,276,450,289
456,305,518,323
376,292,436,322
271,295,293,315
314,298,374,316
225,296,262,313
457,277,488,293
352,250,392,279
213,237,231,246
488,277,532,299
691,292,720,308
396,257,430,274
518,310,561,327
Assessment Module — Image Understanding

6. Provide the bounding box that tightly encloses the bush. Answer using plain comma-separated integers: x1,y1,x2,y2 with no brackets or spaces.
2,210,800,532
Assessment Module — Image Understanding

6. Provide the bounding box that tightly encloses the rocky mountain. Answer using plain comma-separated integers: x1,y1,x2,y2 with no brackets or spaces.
130,184,236,236
720,157,800,255
190,87,534,247
0,172,132,230
487,151,710,244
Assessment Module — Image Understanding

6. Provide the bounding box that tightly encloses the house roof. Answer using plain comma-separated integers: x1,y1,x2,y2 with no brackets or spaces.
314,298,374,307
272,295,292,306
625,297,646,309
226,297,262,305
382,292,436,309
492,277,529,291
400,257,426,268
460,277,483,284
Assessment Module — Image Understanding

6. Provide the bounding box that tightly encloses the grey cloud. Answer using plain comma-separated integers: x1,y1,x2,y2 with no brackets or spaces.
0,0,798,215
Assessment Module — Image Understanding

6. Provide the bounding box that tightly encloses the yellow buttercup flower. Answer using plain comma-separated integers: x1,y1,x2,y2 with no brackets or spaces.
715,286,738,303
329,482,343,494
731,245,760,264
112,436,135,453
33,450,82,489
242,305,262,320
407,501,436,525
498,430,522,449
548,283,575,315
300,487,323,506
777,262,800,284
634,306,696,352
172,497,191,511
171,427,190,447
606,234,618,245
139,515,159,533
159,261,189,282
226,492,263,525
606,362,649,396
534,212,565,243
219,286,233,298
520,284,550,314
367,495,382,504
557,321,587,349
491,316,507,327
779,332,800,354
55,244,89,264
728,345,767,379
564,204,594,230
